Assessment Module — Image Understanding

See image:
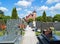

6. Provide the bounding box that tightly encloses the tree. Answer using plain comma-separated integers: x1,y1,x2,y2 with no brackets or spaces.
53,14,60,22
3,16,11,19
42,11,47,22
47,16,53,22
0,10,4,19
28,18,33,24
11,7,18,19
0,10,4,16
35,16,42,21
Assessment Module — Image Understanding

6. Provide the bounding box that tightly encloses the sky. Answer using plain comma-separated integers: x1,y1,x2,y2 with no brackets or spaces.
0,0,60,18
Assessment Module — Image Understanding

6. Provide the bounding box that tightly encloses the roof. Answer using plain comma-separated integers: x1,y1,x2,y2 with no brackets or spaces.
33,10,36,13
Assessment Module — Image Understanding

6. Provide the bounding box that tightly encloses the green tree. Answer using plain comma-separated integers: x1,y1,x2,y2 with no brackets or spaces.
28,18,33,24
0,10,4,16
0,10,4,19
3,16,11,23
0,14,4,19
11,7,18,19
53,14,60,22
42,11,47,22
35,16,42,21
3,16,11,19
47,16,53,22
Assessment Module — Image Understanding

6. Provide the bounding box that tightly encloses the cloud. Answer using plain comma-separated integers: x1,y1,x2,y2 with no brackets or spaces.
36,3,60,16
37,3,60,12
0,7,8,12
49,3,60,15
18,14,25,18
38,6,48,11
27,10,32,14
49,3,60,11
22,0,34,2
15,0,32,7
46,0,60,4
16,8,22,11
24,9,28,11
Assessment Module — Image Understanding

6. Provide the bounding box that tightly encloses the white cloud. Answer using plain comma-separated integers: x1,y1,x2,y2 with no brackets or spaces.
24,9,28,11
48,3,60,15
22,0,34,2
0,7,8,12
15,0,31,7
27,11,32,14
18,14,25,18
49,3,60,11
38,6,48,11
46,0,60,4
37,3,60,12
16,8,22,11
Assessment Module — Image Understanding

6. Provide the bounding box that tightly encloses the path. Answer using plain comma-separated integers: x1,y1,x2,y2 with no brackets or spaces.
22,25,38,44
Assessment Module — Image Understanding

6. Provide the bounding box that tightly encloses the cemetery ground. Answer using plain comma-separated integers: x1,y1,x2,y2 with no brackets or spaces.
0,19,60,44
21,25,38,44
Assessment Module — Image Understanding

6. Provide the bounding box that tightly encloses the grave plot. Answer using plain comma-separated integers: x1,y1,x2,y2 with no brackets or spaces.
0,19,23,44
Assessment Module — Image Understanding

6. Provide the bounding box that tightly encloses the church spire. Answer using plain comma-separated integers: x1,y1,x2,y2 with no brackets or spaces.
33,10,36,13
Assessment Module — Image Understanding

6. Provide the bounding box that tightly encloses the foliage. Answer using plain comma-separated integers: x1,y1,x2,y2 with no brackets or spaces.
0,30,5,36
55,31,60,36
3,16,11,19
28,18,33,24
0,14,4,19
42,11,47,22
35,16,42,21
47,16,53,22
35,31,40,36
0,31,3,36
22,31,25,36
53,14,60,22
0,10,4,15
11,7,19,19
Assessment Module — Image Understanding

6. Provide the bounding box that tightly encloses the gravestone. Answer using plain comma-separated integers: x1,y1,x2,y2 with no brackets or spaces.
54,22,60,31
0,19,22,44
6,19,22,35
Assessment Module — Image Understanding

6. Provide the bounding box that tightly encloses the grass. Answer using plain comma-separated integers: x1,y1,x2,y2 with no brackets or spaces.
0,31,4,36
22,31,25,36
0,30,6,36
55,31,60,36
35,31,41,36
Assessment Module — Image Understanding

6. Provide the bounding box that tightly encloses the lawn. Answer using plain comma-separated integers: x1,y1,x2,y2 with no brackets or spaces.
55,31,60,36
0,30,5,36
35,31,41,36
0,31,4,36
22,31,25,36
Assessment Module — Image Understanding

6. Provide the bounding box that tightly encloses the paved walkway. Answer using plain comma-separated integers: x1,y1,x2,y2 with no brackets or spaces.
22,25,38,44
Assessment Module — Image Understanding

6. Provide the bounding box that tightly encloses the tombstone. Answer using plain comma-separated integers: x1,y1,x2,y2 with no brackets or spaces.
41,22,54,30
6,19,22,35
29,22,33,28
0,19,23,44
36,21,41,29
54,22,60,31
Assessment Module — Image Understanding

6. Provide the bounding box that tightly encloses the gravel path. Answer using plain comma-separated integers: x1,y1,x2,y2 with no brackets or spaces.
22,26,38,44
